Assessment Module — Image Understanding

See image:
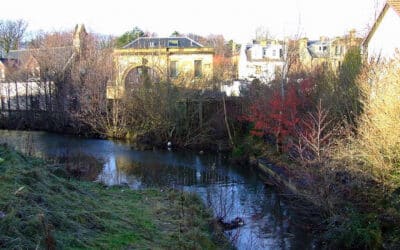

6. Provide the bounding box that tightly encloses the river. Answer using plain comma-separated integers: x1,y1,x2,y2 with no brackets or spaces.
0,130,317,249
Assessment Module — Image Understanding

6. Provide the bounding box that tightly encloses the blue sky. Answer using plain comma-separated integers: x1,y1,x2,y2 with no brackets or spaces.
2,0,386,42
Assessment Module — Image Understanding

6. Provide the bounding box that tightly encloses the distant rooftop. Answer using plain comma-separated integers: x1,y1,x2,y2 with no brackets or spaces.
123,37,204,49
5,50,33,61
5,46,74,64
388,0,400,16
0,58,19,68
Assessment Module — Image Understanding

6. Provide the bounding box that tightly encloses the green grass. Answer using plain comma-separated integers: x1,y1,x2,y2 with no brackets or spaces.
0,144,226,249
324,210,383,249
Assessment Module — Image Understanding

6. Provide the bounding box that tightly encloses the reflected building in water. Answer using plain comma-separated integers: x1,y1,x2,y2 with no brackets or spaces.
98,153,230,189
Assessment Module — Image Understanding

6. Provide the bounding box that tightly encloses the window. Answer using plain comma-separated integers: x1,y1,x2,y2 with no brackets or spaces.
168,40,179,47
169,61,177,77
194,60,202,77
272,49,276,57
335,46,342,55
255,65,261,74
262,48,267,57
149,41,155,48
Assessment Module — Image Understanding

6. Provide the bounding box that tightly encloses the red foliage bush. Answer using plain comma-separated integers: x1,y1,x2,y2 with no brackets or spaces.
243,79,314,151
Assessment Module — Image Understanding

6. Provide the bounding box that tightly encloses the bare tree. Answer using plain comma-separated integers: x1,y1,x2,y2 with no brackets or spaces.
71,34,116,136
254,26,272,41
292,100,335,167
30,31,74,113
0,19,28,54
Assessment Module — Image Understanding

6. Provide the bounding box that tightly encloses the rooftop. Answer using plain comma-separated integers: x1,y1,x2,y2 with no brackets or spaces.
123,37,204,49
0,58,19,67
6,50,33,62
388,0,400,15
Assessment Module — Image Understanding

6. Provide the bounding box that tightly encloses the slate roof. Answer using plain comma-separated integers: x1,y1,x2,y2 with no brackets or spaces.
0,46,75,76
0,58,19,68
6,50,33,62
307,40,330,58
6,46,74,65
123,37,204,49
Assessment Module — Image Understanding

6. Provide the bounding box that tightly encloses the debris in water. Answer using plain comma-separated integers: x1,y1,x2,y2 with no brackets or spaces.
14,186,25,195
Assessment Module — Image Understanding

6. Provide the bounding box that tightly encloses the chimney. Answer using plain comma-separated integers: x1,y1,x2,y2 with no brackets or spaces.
349,29,356,39
231,41,236,55
298,38,308,49
73,24,88,55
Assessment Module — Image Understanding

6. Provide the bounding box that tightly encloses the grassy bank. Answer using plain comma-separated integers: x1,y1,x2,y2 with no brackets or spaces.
0,144,226,249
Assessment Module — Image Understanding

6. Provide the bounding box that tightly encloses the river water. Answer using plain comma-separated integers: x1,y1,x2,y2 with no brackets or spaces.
0,130,316,249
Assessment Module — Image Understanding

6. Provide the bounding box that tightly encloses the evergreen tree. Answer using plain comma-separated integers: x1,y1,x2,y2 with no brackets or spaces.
115,26,145,48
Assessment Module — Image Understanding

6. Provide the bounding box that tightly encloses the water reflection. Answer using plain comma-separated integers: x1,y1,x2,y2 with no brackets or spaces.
98,151,233,189
0,130,315,249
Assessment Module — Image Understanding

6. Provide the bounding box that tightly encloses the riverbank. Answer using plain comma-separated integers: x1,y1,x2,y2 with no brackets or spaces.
251,144,400,249
0,144,228,249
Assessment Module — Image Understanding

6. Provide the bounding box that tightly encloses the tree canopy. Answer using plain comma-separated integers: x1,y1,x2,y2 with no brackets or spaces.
115,26,145,48
0,19,28,54
337,46,363,125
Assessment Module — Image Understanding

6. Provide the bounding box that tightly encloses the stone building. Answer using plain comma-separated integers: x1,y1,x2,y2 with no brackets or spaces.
298,30,362,70
107,37,214,99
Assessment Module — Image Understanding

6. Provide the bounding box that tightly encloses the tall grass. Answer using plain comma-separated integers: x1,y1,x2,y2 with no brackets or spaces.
320,55,400,249
357,55,400,190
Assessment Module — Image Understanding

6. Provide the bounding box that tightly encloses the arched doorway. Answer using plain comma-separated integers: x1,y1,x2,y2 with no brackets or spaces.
124,66,159,91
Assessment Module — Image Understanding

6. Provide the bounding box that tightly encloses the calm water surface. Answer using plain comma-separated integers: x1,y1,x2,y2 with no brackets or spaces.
0,130,317,249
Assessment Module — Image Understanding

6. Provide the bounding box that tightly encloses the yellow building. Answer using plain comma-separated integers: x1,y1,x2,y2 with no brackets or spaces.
107,37,214,99
298,30,362,71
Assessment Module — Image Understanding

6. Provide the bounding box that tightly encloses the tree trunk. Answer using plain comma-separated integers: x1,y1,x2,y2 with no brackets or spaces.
48,80,53,111
44,80,49,111
15,81,20,110
198,99,203,128
7,82,11,114
222,95,234,147
25,82,29,110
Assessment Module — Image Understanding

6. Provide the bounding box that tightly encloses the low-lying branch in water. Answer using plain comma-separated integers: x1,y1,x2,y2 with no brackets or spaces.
215,217,245,231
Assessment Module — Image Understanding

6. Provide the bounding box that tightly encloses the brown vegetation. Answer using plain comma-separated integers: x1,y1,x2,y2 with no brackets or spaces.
239,46,400,247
